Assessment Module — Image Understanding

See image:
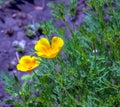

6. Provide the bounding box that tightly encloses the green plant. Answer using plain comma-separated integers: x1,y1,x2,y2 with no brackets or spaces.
25,23,40,38
1,0,120,106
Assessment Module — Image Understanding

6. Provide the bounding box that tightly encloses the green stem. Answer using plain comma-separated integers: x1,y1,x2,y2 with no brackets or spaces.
33,70,40,80
58,82,82,106
13,73,26,105
55,70,82,106
63,18,76,44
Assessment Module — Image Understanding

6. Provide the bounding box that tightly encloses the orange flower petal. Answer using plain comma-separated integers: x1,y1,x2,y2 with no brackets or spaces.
19,56,31,65
16,55,40,72
52,36,64,51
34,36,64,58
34,38,50,53
16,64,28,72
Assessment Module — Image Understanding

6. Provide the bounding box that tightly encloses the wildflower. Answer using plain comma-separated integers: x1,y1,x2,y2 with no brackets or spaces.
16,55,40,72
34,36,64,58
92,49,98,54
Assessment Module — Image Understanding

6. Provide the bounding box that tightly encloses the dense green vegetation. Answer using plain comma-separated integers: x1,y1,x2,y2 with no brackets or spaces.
1,0,120,106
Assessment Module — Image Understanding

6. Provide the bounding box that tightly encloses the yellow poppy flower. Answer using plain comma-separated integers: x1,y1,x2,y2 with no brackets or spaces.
34,36,64,58
16,56,40,72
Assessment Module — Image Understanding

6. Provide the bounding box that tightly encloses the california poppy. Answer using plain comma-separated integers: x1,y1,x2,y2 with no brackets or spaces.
16,56,40,72
34,36,64,58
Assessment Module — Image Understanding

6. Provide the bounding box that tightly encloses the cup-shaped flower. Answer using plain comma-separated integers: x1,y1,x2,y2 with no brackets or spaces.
34,36,64,58
16,55,40,72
